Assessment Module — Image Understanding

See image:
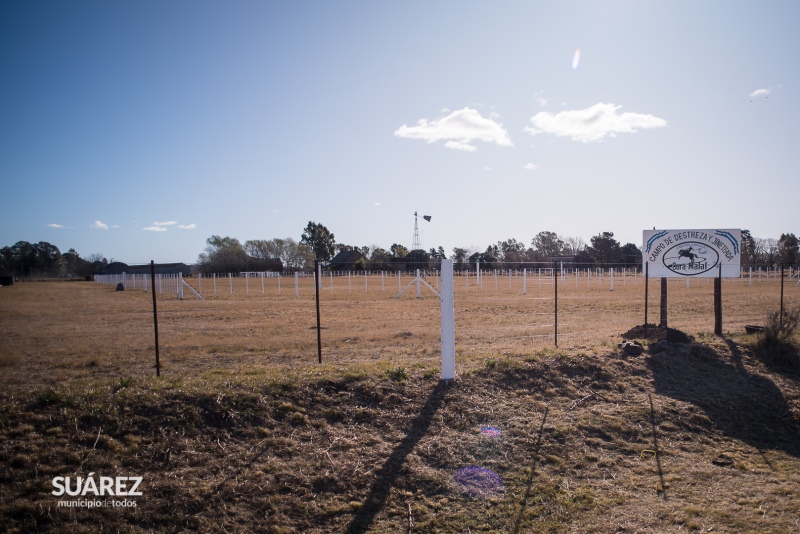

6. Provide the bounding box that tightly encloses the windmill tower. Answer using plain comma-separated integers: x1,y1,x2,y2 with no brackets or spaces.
412,211,421,251
412,211,432,251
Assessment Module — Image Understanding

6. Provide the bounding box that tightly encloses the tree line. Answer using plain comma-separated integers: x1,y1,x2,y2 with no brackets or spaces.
2,227,797,279
195,223,800,274
0,241,108,279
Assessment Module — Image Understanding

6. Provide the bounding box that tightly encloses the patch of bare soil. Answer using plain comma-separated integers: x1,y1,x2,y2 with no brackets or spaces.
622,323,694,344
1,335,800,532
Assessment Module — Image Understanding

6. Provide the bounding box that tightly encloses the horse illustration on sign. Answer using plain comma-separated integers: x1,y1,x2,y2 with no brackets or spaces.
662,242,718,276
677,247,697,262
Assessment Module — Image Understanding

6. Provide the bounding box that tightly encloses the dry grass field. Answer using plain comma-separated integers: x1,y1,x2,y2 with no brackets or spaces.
1,274,799,532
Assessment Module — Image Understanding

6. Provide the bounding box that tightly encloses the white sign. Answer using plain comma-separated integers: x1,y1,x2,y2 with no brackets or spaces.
643,229,741,278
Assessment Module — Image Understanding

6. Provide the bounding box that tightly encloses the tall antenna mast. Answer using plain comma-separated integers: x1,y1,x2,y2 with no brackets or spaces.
412,211,421,251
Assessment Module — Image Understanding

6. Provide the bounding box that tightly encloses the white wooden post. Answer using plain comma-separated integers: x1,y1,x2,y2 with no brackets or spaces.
749,266,752,286
523,268,527,295
477,260,481,289
245,273,249,295
440,259,455,381
295,272,299,298
178,273,184,300
365,271,368,292
416,269,421,298
610,268,614,291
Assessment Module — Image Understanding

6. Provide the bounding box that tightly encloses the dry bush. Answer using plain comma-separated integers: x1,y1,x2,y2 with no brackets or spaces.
756,307,800,369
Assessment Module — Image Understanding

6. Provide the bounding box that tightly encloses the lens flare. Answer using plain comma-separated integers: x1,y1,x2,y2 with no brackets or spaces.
572,48,581,70
480,426,502,438
454,466,504,498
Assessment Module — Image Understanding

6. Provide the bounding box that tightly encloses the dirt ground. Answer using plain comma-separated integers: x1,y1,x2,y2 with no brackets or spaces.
1,278,798,532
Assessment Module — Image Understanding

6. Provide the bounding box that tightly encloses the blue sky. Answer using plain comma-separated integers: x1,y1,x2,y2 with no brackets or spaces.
2,0,798,265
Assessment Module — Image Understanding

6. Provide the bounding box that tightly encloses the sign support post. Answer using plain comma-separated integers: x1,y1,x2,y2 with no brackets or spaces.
714,264,722,335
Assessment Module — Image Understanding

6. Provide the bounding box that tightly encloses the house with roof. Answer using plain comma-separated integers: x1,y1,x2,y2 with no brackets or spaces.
328,250,366,271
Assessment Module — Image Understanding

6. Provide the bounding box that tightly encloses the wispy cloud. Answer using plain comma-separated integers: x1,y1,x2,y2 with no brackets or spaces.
395,107,514,151
749,88,770,98
91,220,110,230
524,163,540,171
143,226,167,232
47,223,65,229
525,103,666,143
444,140,478,152
177,224,197,230
153,221,177,227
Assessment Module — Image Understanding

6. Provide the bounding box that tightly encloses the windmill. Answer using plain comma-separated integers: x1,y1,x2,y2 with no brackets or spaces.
412,211,432,252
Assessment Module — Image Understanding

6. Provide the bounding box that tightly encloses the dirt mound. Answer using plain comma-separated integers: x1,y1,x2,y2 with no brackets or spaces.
621,324,693,344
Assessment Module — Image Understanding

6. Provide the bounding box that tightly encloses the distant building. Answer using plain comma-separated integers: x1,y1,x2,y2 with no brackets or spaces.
329,250,366,271
95,262,192,276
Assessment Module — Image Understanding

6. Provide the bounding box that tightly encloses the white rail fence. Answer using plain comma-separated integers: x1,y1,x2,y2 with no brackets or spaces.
92,265,797,299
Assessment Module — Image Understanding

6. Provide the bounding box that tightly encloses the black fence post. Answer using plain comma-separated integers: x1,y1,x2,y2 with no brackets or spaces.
315,260,322,364
150,260,160,377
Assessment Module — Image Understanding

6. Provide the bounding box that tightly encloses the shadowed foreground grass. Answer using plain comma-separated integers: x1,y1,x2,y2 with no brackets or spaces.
2,335,799,533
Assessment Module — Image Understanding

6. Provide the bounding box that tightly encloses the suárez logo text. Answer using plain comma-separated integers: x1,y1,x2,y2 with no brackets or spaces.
51,474,143,497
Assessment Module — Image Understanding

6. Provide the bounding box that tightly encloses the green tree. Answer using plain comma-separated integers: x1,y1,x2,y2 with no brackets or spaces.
531,231,564,260
367,246,391,270
619,243,641,268
198,236,249,273
586,232,622,267
741,230,757,268
452,247,468,267
301,222,336,262
407,249,430,270
390,243,409,258
498,238,526,266
244,239,283,272
778,233,799,266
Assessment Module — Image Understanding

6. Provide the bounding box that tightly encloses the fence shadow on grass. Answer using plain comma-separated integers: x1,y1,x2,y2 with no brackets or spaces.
647,336,800,457
345,380,450,534
511,405,549,534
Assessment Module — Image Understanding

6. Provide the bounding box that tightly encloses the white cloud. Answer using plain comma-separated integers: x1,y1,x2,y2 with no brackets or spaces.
373,202,381,206
484,166,493,171
47,223,64,229
177,224,197,230
153,220,177,227
143,226,168,232
444,140,478,152
524,163,540,171
525,103,667,142
91,220,109,230
395,107,514,151
749,88,770,97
